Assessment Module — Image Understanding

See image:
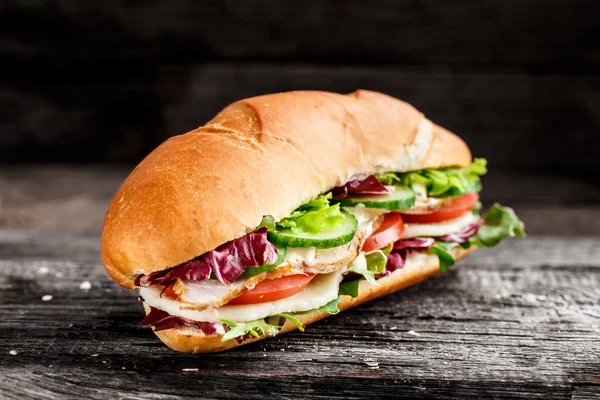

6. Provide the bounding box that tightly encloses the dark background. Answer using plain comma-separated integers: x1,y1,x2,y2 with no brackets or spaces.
1,0,599,178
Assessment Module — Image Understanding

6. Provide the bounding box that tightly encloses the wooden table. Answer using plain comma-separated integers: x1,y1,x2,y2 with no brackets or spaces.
1,167,599,399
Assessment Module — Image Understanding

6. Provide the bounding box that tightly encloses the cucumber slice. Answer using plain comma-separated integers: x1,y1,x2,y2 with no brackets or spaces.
267,211,358,249
337,185,416,210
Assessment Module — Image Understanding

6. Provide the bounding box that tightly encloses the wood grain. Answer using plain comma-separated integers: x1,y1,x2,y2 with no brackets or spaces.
1,233,599,399
1,170,599,397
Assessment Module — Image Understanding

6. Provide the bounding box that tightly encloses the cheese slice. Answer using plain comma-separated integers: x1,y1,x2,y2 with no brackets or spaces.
412,183,445,209
403,212,476,239
141,272,343,323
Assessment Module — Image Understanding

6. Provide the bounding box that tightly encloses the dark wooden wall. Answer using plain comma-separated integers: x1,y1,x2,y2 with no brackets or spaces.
1,1,599,175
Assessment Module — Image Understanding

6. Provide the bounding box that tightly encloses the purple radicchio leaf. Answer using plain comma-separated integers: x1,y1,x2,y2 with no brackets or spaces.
208,227,278,284
393,237,436,250
142,306,218,334
376,238,436,280
375,250,407,279
440,220,485,244
134,227,278,287
331,175,389,200
135,260,211,288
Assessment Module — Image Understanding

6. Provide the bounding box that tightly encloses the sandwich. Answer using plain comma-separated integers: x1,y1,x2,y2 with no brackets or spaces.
101,90,525,353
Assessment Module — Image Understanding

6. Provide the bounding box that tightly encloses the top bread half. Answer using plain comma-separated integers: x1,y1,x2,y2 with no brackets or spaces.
101,90,472,288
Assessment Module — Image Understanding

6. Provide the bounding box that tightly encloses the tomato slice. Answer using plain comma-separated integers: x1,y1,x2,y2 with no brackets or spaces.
226,273,316,305
401,193,479,224
362,212,406,253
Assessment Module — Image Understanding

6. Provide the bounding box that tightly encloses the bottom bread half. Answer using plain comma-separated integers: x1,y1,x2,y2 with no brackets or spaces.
146,246,476,353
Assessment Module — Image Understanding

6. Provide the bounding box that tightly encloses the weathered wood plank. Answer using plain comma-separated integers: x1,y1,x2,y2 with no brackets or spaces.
1,167,599,234
1,235,599,398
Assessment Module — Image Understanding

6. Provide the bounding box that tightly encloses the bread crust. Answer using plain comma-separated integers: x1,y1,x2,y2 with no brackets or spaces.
101,90,471,287
151,246,475,353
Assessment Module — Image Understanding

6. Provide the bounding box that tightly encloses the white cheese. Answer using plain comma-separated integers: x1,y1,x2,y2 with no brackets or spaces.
344,206,387,228
403,212,476,239
411,182,428,200
141,272,343,323
411,182,444,210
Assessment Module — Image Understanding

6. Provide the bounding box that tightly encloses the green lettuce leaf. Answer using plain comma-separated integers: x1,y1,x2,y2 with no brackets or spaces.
221,302,340,341
269,298,344,334
427,203,525,271
339,279,361,298
255,215,276,231
275,313,305,331
375,172,402,185
349,250,387,286
275,193,346,235
428,242,458,272
472,201,482,216
297,297,342,315
220,318,281,342
468,204,526,248
380,243,394,256
377,158,487,197
273,298,341,334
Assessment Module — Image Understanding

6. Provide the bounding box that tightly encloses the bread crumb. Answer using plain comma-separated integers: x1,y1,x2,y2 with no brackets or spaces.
390,326,398,330
55,272,64,278
41,295,53,302
91,354,99,357
38,267,49,274
79,281,92,290
9,350,19,356
407,330,420,336
182,368,199,372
